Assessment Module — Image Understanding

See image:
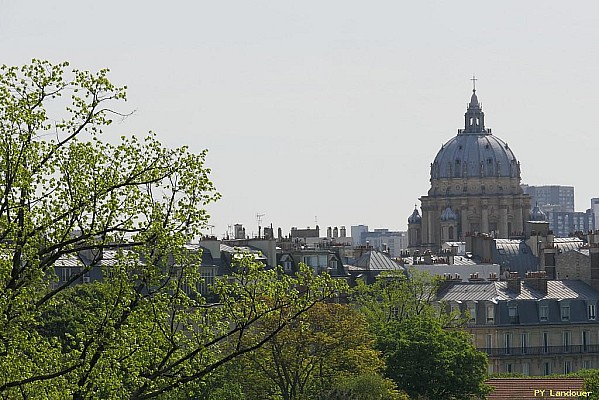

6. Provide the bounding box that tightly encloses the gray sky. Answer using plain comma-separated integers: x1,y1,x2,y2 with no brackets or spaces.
2,1,598,238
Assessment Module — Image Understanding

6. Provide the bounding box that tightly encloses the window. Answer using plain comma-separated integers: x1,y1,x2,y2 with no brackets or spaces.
543,332,550,353
283,261,293,272
589,304,596,320
544,362,551,376
583,331,589,352
521,332,529,355
468,304,476,324
199,268,215,296
450,302,458,314
486,304,495,324
539,305,549,321
485,334,493,351
504,333,512,355
561,303,571,321
564,361,572,374
508,305,519,324
330,260,338,270
584,360,593,370
522,363,530,376
505,363,513,373
563,331,571,352
60,268,72,282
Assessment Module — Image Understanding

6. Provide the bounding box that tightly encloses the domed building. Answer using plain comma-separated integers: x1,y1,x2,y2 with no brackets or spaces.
408,87,531,251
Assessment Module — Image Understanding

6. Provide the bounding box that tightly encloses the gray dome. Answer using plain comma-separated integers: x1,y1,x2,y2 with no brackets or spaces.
431,134,520,179
408,208,422,224
430,90,521,180
440,207,458,221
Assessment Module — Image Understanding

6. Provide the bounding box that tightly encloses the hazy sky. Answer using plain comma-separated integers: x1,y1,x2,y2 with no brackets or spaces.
2,1,599,238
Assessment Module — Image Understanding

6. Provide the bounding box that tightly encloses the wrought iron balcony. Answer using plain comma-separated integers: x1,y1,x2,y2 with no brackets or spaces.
479,344,599,357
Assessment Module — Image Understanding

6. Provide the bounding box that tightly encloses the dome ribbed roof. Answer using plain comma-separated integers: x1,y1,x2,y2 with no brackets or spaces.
430,90,520,180
408,208,422,224
431,134,519,179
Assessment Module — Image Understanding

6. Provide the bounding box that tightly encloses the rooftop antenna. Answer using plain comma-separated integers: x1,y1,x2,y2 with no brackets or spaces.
256,213,265,238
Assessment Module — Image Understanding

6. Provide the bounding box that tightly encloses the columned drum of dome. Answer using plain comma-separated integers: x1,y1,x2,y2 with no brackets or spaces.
408,88,531,251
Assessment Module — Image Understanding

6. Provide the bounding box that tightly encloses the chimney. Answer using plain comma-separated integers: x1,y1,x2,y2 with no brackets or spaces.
424,250,432,265
468,272,484,282
437,273,462,295
448,252,455,265
506,272,521,294
488,272,498,281
590,245,599,291
340,226,347,238
543,245,557,280
524,270,548,295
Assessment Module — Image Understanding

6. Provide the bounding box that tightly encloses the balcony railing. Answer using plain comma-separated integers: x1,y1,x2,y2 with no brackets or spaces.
479,345,599,357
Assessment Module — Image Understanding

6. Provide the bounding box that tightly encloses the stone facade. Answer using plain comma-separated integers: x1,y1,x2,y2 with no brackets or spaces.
438,277,599,376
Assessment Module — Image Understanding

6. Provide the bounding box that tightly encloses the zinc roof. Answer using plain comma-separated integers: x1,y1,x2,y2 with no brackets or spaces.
355,251,403,271
438,279,599,302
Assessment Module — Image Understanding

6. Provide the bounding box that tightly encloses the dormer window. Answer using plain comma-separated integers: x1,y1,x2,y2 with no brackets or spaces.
486,304,495,324
468,303,476,324
588,304,596,320
539,305,549,322
561,303,570,321
508,303,519,324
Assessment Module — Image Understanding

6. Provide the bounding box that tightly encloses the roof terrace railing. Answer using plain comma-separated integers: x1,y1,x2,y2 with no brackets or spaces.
479,344,599,357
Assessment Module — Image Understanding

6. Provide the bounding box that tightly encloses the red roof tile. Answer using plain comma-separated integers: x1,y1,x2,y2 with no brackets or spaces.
486,378,588,399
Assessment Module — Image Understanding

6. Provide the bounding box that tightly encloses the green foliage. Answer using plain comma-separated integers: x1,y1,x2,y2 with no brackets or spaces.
380,316,489,400
352,269,463,329
0,60,344,399
224,302,396,400
323,373,408,400
353,270,488,400
564,369,599,400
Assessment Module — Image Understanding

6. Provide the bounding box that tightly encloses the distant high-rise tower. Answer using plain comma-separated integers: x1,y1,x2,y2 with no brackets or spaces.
592,198,599,231
521,185,574,213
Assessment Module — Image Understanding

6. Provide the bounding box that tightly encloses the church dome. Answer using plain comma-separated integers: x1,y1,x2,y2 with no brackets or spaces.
430,90,521,180
408,208,422,224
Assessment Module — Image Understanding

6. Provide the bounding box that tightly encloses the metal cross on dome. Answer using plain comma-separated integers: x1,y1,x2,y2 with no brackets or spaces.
471,75,477,92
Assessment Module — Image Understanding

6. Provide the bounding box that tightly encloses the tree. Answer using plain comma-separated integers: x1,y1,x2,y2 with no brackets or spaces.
231,303,400,400
0,60,344,398
353,270,488,400
379,316,488,400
